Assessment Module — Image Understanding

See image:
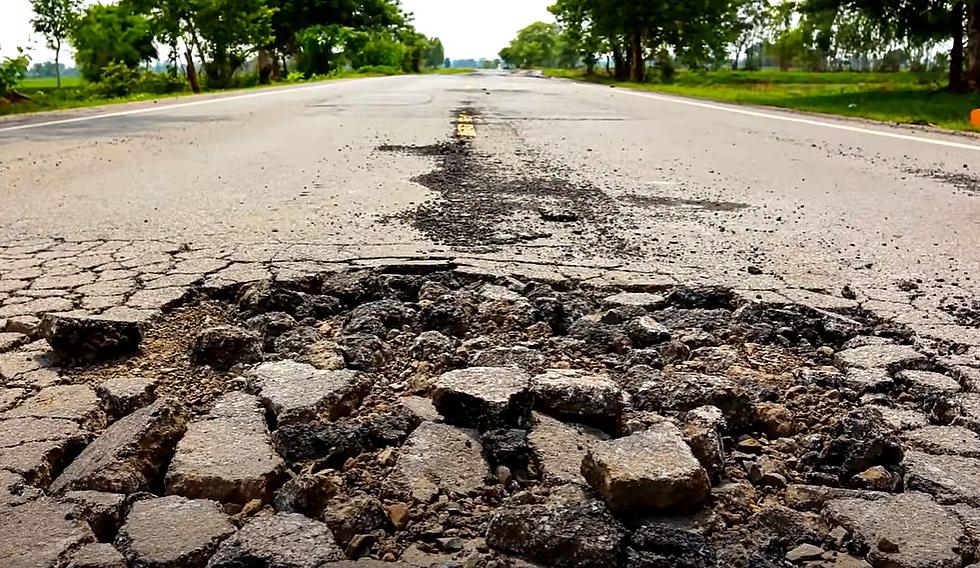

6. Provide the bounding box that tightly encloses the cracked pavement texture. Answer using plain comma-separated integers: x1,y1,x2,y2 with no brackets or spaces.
0,71,978,350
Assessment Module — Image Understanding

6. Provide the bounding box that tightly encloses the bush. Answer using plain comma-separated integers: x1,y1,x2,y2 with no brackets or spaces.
286,71,307,83
92,61,140,98
138,72,189,94
0,49,30,97
355,65,402,76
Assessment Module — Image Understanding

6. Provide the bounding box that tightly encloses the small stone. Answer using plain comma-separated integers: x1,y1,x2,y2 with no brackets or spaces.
537,206,578,222
50,398,189,494
5,315,41,337
634,372,754,430
246,361,370,426
850,466,900,492
481,428,530,471
471,346,546,371
337,333,389,370
531,369,624,428
115,496,235,568
166,392,286,504
386,503,411,529
323,495,387,548
382,422,488,503
582,423,710,514
902,425,980,458
755,402,796,438
528,412,609,486
0,498,96,568
207,512,345,568
627,316,672,347
843,368,893,393
272,471,339,517
40,314,143,363
786,543,825,562
95,377,157,420
191,326,262,371
0,331,29,352
682,405,726,482
486,490,623,567
431,367,532,430
304,340,345,370
834,344,926,372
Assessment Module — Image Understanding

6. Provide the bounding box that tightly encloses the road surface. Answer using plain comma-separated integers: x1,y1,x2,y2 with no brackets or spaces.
1,71,978,347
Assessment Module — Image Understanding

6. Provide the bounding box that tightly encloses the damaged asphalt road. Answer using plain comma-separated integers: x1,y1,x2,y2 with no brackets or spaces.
0,69,979,568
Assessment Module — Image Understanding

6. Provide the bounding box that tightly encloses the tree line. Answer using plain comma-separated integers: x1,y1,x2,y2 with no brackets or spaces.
499,0,980,92
3,0,445,97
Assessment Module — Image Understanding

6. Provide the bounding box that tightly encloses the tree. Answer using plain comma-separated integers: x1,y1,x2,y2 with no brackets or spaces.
423,38,445,69
0,47,31,99
499,22,561,68
30,0,81,88
71,4,157,82
728,0,771,70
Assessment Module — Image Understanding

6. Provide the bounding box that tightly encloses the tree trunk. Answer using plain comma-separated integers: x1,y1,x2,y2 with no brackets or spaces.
967,0,980,91
951,2,967,92
612,44,627,80
184,49,201,93
629,31,645,82
55,42,61,89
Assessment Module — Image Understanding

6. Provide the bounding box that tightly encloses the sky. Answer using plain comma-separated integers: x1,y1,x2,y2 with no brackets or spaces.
0,0,555,61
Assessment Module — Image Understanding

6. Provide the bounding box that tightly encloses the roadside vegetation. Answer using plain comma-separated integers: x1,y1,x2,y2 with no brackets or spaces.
503,0,980,132
1,0,461,117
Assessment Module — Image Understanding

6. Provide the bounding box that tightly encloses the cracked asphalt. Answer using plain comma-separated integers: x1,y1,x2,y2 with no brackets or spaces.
0,70,978,352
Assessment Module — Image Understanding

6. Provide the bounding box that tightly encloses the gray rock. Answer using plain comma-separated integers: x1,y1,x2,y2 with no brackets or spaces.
471,346,546,372
1,384,107,430
682,405,727,482
0,387,25,412
95,377,157,420
867,404,929,432
834,344,926,372
303,340,345,370
627,316,672,347
337,333,389,371
207,513,345,568
382,422,488,503
0,497,97,568
954,393,980,433
902,425,980,458
528,412,609,486
0,416,91,486
904,450,980,506
824,492,965,568
166,392,286,504
5,315,41,337
486,489,624,568
582,423,710,514
531,369,624,428
786,543,824,562
843,368,893,393
322,495,387,548
399,395,442,423
191,326,262,371
635,372,754,429
432,367,533,430
247,361,370,426
69,543,127,568
62,490,127,541
602,292,666,311
116,496,235,568
41,313,143,363
50,398,188,494
896,370,961,397
410,331,457,367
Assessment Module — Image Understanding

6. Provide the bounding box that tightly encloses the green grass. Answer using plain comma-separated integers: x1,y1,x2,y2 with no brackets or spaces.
544,68,980,132
425,67,476,75
18,76,84,89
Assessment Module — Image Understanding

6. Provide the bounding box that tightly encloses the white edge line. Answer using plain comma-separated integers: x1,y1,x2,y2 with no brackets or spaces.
0,77,393,134
603,85,980,153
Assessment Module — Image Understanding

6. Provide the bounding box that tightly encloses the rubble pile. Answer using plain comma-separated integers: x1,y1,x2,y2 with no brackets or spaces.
1,266,979,568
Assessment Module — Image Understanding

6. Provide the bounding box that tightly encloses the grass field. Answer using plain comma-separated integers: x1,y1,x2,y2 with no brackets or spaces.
18,76,84,89
544,68,980,132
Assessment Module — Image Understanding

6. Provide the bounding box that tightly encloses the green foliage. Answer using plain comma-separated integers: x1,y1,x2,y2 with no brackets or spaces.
91,60,141,97
71,4,157,82
500,22,563,68
0,49,31,97
30,0,81,52
137,71,190,93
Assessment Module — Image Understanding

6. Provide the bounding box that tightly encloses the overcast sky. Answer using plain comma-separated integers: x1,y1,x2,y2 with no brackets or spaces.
0,0,555,61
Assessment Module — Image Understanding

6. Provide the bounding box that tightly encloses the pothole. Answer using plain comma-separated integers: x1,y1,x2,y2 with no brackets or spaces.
9,264,976,567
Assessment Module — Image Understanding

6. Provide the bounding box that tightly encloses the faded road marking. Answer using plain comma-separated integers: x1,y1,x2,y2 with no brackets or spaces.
607,87,980,153
457,113,476,138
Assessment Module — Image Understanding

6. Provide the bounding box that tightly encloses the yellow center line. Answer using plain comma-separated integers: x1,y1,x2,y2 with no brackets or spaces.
456,112,476,138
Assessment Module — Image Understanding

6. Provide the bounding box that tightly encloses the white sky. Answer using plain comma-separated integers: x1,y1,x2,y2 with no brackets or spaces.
0,0,554,61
